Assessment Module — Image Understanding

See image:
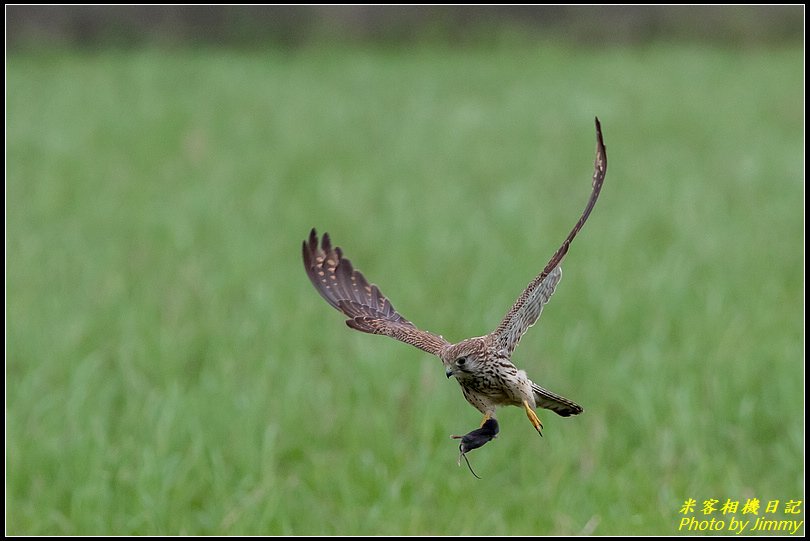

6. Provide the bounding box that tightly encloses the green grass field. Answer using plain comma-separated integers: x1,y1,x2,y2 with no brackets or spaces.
7,44,803,535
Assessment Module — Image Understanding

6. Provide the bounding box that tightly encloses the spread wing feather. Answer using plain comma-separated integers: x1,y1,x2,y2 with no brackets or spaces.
303,229,450,356
492,117,607,354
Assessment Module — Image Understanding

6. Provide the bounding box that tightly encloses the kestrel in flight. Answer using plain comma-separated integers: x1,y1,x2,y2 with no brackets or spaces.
303,118,607,469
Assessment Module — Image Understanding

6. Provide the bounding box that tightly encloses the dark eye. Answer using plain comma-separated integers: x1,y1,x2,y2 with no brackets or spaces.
456,357,467,365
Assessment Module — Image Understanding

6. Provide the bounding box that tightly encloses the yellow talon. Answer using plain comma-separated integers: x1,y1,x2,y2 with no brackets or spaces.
479,411,492,428
523,400,544,436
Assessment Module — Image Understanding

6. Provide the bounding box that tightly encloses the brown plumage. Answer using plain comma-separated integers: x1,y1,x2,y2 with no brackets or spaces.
302,228,450,355
303,117,607,458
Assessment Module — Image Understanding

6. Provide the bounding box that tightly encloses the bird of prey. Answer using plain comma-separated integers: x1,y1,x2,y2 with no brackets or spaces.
303,117,607,469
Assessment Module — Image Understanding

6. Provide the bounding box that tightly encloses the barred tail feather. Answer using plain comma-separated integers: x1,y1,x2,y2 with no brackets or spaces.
532,383,583,417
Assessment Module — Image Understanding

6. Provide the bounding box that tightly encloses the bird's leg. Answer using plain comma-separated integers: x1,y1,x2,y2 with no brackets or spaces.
479,411,492,428
523,400,544,436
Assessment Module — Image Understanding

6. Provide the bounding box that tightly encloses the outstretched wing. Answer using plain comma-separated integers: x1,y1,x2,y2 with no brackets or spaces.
303,229,450,356
491,117,607,354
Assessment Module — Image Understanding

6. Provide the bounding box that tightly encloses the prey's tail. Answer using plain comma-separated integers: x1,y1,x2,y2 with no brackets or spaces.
532,383,583,417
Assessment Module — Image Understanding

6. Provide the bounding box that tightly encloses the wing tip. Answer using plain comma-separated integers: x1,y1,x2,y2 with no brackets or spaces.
304,227,343,265
321,230,332,253
594,117,606,176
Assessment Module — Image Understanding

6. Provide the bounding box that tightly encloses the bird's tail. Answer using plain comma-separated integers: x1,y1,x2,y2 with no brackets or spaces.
532,383,583,417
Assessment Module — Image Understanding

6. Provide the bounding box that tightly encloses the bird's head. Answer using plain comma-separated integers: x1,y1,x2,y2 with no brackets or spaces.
441,337,487,380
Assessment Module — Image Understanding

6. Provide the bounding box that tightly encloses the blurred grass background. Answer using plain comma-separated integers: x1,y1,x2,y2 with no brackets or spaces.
6,6,804,536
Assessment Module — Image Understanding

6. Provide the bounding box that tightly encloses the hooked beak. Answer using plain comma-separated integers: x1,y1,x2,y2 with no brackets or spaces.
446,367,454,379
